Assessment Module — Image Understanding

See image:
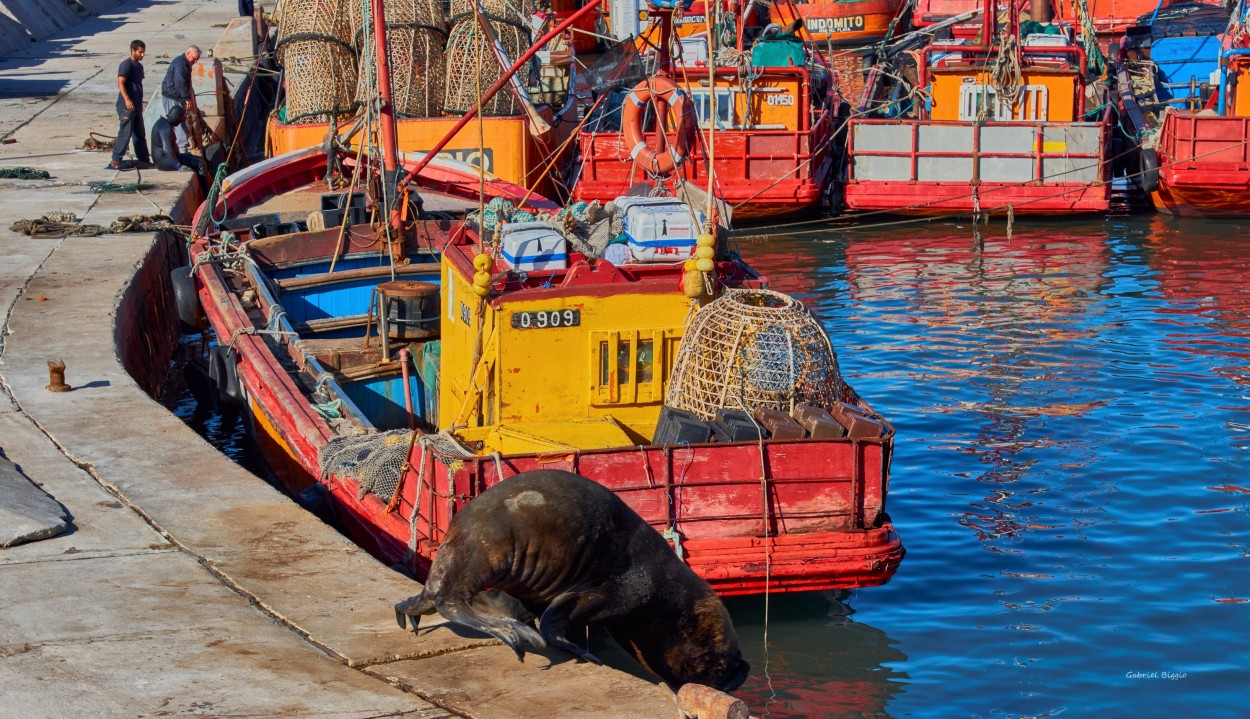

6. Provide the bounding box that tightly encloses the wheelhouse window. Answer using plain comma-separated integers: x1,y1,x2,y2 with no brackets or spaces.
690,87,739,130
591,330,680,405
958,84,1049,121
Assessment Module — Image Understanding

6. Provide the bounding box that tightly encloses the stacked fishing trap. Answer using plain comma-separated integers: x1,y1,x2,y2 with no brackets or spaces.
276,0,359,124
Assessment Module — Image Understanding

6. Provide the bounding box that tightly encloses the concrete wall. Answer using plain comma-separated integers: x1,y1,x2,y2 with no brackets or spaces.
115,183,202,397
0,0,125,55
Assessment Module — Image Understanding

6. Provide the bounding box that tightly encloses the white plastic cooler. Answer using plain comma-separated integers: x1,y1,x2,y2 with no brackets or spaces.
615,197,705,263
498,222,569,271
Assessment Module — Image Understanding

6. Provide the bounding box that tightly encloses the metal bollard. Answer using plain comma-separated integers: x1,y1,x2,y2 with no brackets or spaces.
675,684,749,719
45,359,72,392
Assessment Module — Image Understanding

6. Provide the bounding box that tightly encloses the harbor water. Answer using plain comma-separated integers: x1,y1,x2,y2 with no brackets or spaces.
168,213,1250,718
727,214,1250,718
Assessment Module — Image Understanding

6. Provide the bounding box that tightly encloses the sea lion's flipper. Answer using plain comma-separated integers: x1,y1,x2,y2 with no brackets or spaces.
472,589,538,625
395,592,437,633
538,591,606,665
438,597,547,661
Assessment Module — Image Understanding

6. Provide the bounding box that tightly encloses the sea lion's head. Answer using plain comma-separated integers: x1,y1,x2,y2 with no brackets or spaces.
622,594,750,693
676,595,750,691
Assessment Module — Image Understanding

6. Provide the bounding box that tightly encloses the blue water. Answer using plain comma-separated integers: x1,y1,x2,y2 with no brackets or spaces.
726,215,1250,718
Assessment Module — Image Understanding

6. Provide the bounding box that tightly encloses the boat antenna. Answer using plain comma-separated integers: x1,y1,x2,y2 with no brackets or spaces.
705,0,716,222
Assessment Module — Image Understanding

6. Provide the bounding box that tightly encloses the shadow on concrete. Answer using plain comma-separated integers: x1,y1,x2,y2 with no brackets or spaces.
0,75,78,98
0,0,173,73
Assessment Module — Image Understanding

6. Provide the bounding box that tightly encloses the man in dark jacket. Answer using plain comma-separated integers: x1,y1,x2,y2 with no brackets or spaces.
109,40,153,171
160,45,202,155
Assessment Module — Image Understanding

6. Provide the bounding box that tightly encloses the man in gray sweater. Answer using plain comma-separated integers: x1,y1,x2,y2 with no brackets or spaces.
160,45,202,154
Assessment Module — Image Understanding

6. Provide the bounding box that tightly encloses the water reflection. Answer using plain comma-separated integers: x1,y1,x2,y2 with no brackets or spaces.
729,591,907,719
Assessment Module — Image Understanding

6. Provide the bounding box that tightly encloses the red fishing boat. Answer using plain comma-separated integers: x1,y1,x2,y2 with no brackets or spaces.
843,0,1113,215
771,0,912,104
1111,1,1245,215
571,1,842,221
184,0,903,596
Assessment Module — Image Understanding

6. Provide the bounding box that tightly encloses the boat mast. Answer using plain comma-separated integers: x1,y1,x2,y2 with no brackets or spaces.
371,0,402,234
397,0,606,190
978,0,994,50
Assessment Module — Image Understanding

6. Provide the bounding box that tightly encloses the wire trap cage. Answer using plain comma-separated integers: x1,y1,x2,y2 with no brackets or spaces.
442,0,537,116
276,0,359,124
352,0,448,118
665,289,850,420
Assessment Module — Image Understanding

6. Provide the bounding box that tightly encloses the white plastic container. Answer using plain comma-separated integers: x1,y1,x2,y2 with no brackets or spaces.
615,197,705,263
498,222,569,271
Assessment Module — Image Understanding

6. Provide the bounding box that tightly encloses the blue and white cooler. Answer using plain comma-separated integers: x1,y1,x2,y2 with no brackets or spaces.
615,197,705,263
498,222,569,271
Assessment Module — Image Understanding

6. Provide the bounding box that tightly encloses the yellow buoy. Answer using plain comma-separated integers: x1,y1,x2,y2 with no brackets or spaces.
682,269,704,298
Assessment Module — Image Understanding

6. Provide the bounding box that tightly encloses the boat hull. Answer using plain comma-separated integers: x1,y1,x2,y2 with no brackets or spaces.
773,0,905,47
844,180,1111,215
845,118,1111,215
574,128,833,222
315,436,904,596
1153,112,1250,217
224,287,905,594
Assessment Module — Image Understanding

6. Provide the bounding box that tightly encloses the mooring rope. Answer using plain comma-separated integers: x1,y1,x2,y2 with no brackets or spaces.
0,166,51,179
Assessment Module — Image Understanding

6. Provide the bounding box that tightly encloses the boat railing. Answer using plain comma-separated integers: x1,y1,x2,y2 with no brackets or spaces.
1158,112,1250,168
446,435,893,538
847,117,1107,186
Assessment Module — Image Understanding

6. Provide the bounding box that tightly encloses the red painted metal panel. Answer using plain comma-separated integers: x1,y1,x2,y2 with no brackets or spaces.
845,117,1110,214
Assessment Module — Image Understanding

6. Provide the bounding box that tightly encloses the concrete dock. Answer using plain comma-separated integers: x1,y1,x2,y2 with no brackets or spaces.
0,1,675,716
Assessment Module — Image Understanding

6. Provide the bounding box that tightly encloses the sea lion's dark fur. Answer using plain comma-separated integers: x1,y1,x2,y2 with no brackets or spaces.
395,469,749,692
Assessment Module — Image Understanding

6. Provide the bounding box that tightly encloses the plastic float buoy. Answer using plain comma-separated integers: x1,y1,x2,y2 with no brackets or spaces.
621,76,696,176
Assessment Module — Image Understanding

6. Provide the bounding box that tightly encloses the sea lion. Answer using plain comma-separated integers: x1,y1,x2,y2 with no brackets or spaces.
395,469,750,692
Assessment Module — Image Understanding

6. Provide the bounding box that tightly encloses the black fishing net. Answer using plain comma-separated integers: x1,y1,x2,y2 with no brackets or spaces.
575,38,651,97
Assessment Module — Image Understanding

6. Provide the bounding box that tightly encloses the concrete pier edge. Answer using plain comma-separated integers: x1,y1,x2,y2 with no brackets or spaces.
0,1,677,716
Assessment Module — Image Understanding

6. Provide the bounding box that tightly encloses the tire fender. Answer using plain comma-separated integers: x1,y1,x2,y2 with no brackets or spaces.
170,266,201,334
207,345,246,412
1139,148,1160,194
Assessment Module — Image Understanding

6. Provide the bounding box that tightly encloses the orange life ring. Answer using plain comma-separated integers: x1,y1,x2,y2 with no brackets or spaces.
621,76,696,176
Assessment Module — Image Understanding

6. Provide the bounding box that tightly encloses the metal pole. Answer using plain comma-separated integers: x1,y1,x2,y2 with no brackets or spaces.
397,0,607,187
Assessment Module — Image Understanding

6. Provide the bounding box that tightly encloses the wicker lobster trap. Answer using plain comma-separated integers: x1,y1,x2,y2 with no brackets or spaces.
442,0,537,116
276,0,359,124
351,0,449,118
665,289,851,420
